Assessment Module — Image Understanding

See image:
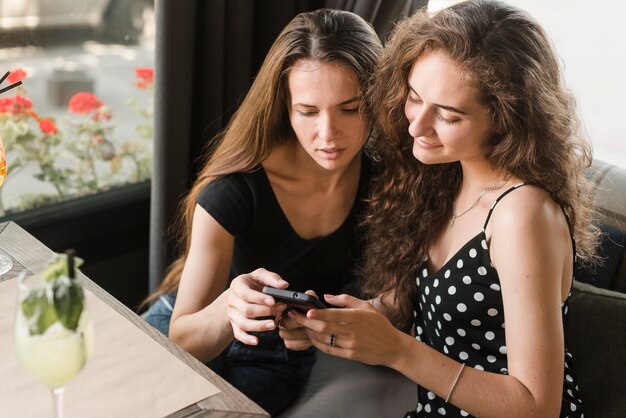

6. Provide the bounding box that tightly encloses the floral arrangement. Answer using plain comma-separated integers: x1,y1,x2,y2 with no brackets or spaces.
0,67,154,215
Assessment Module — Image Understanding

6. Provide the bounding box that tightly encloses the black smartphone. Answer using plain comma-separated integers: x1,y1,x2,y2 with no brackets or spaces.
262,286,327,311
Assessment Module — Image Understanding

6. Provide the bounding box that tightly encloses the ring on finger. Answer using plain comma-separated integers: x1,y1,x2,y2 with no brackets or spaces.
328,333,336,347
275,315,286,330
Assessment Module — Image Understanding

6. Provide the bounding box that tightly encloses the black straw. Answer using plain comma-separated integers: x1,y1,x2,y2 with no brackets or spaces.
0,81,22,95
66,249,76,279
0,71,22,95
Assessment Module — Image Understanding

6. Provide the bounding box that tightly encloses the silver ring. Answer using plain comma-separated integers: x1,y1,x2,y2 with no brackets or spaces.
328,334,336,347
275,315,286,330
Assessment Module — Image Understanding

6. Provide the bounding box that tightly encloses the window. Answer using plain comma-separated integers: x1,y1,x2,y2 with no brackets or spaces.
430,0,626,168
0,0,155,217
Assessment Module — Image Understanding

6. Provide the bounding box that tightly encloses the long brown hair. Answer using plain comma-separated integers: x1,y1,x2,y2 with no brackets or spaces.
360,0,601,329
144,9,382,305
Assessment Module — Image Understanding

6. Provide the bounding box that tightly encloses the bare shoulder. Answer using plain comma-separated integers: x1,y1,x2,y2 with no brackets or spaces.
489,184,567,233
488,184,573,307
488,184,571,264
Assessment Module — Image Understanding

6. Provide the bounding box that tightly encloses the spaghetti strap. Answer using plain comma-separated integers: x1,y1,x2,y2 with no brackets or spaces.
481,181,578,276
482,182,528,231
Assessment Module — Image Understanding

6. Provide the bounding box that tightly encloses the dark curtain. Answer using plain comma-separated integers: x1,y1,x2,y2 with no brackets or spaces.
326,0,428,40
149,0,428,291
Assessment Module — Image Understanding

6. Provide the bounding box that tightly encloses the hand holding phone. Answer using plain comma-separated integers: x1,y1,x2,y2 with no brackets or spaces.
262,286,327,312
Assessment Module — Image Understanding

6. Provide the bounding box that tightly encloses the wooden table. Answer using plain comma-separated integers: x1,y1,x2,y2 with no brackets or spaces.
0,221,269,418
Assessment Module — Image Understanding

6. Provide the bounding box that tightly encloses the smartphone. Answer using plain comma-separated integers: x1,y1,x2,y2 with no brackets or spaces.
262,286,327,311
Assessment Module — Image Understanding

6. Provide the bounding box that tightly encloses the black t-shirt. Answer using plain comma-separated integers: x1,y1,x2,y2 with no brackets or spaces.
196,159,371,298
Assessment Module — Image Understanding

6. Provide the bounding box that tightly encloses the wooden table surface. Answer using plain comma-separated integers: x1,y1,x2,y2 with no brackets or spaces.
0,221,269,418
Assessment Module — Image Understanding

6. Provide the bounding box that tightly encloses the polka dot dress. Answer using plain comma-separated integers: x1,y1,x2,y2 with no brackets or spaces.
404,184,584,418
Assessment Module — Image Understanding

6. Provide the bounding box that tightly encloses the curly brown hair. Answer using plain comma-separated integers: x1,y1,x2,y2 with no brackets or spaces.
359,0,601,330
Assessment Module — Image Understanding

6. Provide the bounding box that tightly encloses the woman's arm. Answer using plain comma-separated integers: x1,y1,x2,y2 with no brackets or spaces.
285,187,572,418
169,205,288,362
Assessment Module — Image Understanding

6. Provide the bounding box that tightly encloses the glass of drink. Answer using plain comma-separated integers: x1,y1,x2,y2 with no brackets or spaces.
0,135,12,275
14,270,94,418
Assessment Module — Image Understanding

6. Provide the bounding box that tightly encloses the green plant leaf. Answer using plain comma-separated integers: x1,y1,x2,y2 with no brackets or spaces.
21,289,58,335
52,277,84,331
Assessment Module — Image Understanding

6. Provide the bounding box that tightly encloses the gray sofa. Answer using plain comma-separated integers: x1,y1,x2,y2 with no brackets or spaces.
280,161,626,418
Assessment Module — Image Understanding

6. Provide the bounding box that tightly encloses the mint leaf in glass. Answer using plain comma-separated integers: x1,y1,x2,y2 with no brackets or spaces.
21,289,58,335
52,277,84,331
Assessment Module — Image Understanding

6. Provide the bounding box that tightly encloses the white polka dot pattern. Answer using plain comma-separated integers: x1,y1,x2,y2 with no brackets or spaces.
410,221,583,417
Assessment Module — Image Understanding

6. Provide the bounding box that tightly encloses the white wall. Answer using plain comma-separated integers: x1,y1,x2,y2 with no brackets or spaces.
429,0,626,167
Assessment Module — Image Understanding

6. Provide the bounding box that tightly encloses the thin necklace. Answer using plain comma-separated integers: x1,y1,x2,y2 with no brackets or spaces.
451,180,508,227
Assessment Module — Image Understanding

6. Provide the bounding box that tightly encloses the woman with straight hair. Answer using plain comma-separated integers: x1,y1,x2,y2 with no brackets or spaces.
279,1,600,417
141,8,381,415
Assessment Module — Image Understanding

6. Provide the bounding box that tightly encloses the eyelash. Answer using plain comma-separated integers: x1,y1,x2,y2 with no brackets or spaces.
436,113,459,125
407,95,459,125
407,96,422,105
297,108,360,117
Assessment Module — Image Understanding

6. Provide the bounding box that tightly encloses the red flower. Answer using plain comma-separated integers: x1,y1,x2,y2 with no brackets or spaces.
7,68,27,83
39,118,57,135
68,92,103,114
0,97,13,113
0,95,33,115
134,67,154,89
13,95,33,114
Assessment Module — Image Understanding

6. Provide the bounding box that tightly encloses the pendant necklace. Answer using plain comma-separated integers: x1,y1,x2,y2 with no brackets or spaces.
450,180,508,227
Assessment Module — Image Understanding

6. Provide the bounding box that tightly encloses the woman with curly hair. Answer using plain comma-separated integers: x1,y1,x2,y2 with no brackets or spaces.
141,9,381,415
280,1,600,417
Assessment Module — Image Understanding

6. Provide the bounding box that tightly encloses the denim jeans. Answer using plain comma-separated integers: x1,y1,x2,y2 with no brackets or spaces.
142,293,316,416
141,293,176,336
